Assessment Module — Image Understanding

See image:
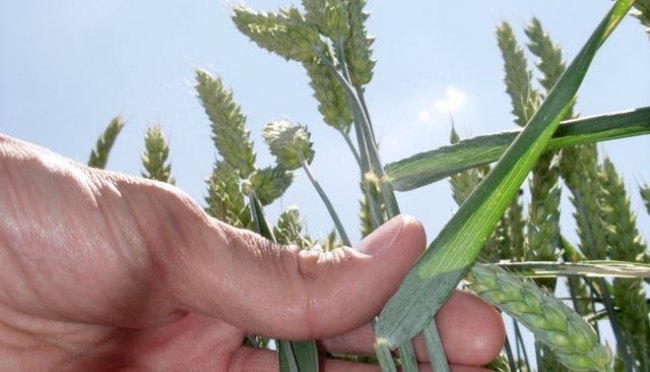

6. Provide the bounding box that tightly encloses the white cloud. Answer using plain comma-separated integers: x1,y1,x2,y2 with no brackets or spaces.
417,109,432,123
417,86,468,124
370,85,473,163
434,86,467,112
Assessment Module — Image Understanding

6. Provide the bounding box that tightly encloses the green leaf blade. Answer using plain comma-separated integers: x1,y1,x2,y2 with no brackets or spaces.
385,106,650,191
375,0,634,348
278,339,319,372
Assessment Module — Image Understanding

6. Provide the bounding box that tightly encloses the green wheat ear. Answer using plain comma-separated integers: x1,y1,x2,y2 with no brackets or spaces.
522,17,563,269
248,166,293,206
204,160,251,229
599,158,649,369
262,120,315,171
343,0,375,88
141,125,175,184
468,264,613,372
640,183,650,215
304,58,354,132
88,116,124,169
231,5,326,64
302,0,350,41
273,206,312,249
496,21,540,127
195,69,256,178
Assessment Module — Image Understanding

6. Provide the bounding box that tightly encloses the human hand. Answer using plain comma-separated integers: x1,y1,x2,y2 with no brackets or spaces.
0,134,505,371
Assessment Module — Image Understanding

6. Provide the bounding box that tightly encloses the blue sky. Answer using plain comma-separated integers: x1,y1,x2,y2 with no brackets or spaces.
1,1,649,243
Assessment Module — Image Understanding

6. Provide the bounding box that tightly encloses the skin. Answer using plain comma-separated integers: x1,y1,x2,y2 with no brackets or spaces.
0,134,505,371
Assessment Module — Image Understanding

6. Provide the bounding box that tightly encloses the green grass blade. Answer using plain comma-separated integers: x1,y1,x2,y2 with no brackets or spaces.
423,321,450,372
385,106,650,191
397,342,418,372
374,0,634,348
278,340,301,372
249,195,275,241
278,340,319,372
497,260,650,278
374,340,398,372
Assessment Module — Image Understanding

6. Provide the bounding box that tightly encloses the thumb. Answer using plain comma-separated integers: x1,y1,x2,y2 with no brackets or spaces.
162,214,426,340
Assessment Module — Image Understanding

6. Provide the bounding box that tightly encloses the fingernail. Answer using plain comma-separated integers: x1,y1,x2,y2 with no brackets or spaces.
356,215,412,256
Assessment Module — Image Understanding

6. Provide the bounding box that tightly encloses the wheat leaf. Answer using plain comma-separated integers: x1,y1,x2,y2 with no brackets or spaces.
385,106,650,191
497,260,650,278
374,0,634,348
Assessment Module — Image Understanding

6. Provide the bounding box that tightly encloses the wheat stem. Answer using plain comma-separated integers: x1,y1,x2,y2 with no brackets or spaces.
299,155,350,246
